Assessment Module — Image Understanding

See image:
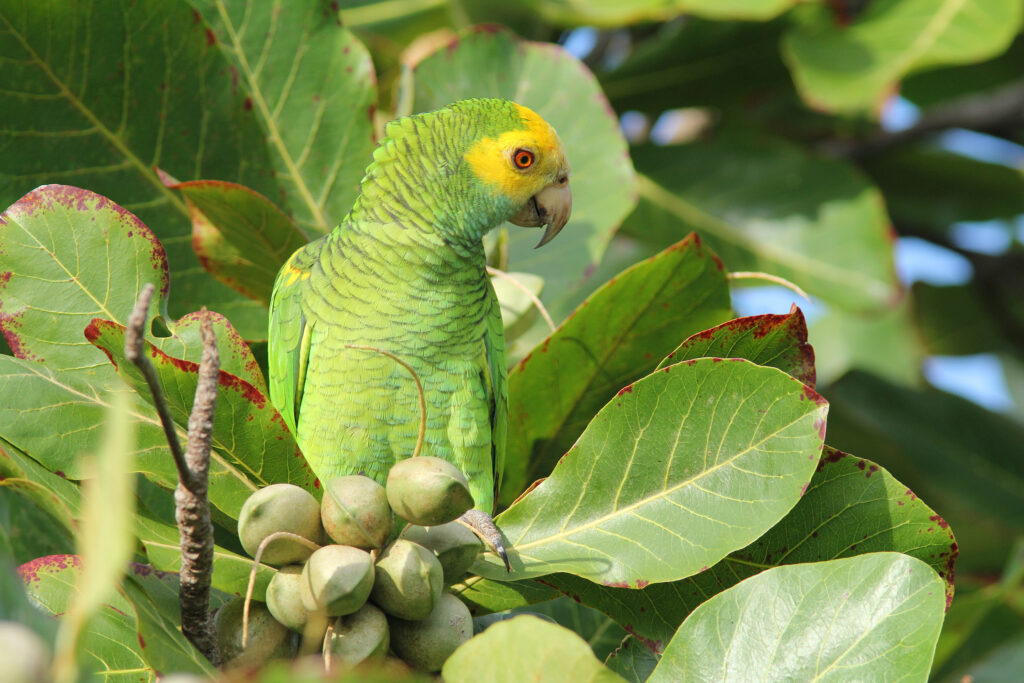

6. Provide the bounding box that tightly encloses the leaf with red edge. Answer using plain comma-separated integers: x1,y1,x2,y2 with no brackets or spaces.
19,554,212,679
500,235,732,506
545,448,958,650
85,319,316,510
657,305,816,387
171,180,309,307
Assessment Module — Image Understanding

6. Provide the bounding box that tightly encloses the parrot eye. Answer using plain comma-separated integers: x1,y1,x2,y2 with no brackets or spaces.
512,148,535,169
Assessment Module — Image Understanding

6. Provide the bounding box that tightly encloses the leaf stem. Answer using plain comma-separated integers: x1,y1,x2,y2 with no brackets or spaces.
487,266,556,332
727,271,811,302
242,531,322,648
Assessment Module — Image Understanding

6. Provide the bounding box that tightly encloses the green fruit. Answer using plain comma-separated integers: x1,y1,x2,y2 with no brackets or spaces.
0,621,50,683
389,592,472,672
324,603,389,671
215,598,293,668
402,521,483,584
266,565,310,632
321,475,393,549
300,545,375,616
238,483,322,566
386,457,473,526
370,539,443,620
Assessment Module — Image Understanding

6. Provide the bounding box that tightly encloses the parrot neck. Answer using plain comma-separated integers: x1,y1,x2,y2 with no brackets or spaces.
342,109,515,259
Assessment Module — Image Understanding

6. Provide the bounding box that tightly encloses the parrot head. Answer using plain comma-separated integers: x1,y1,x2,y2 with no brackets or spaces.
359,99,572,249
461,100,572,248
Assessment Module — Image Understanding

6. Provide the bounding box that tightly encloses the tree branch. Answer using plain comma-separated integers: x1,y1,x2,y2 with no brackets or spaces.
123,288,220,665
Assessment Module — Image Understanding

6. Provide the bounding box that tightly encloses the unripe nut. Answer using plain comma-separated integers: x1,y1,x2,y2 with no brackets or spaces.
215,598,292,669
238,484,322,565
402,521,483,585
389,592,472,672
321,475,393,549
386,457,473,526
324,603,390,671
266,565,309,632
370,539,443,620
300,545,375,616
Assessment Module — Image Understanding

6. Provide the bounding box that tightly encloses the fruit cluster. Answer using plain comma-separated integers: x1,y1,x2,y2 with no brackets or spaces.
217,457,486,673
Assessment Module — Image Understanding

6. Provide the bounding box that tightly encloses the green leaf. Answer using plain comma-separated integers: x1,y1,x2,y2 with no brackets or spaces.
85,318,316,512
863,148,1024,228
0,354,254,518
605,636,660,683
0,439,79,536
491,271,545,343
901,35,1024,109
545,448,958,649
481,358,827,583
19,555,211,681
192,0,377,236
526,597,628,661
53,393,137,679
450,575,560,617
600,19,789,113
172,180,309,308
443,615,626,682
0,185,266,383
657,305,815,386
0,185,168,372
501,236,732,505
913,282,1010,356
625,135,897,311
135,515,275,600
521,0,798,26
0,489,74,564
409,25,637,318
825,371,1024,571
782,0,1023,113
0,1,277,336
649,553,946,682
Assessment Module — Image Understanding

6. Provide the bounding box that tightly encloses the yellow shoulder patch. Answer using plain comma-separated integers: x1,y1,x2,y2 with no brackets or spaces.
280,250,310,286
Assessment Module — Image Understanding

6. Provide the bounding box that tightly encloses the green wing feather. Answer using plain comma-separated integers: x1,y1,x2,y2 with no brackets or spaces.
484,280,508,504
268,240,323,435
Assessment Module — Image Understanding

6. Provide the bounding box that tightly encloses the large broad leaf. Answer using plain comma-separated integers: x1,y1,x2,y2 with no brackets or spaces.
443,615,626,683
520,0,798,26
0,439,79,535
782,0,1023,113
19,555,212,681
547,449,958,649
192,0,377,236
605,637,660,683
0,1,277,336
86,319,316,511
502,236,732,505
624,135,897,311
649,553,946,681
0,354,256,518
0,185,267,384
451,574,560,616
826,371,1024,571
510,597,628,662
478,358,827,584
863,148,1024,229
172,180,309,307
409,25,637,319
600,18,789,114
657,305,815,387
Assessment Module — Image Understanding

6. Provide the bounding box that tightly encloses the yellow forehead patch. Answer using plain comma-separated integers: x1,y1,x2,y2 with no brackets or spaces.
464,104,563,200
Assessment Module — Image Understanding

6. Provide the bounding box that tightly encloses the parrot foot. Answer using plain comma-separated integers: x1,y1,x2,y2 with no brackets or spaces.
458,509,511,572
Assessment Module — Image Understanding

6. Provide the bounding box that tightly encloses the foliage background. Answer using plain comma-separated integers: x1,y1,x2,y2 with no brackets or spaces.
1,0,1023,680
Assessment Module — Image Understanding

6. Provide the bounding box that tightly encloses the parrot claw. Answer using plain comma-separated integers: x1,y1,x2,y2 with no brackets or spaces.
458,509,511,572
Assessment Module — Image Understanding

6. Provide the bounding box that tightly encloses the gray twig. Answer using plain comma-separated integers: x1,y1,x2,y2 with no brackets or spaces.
124,288,221,665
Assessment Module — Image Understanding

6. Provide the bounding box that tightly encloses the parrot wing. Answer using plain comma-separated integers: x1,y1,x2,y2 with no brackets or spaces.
267,240,322,436
484,281,508,503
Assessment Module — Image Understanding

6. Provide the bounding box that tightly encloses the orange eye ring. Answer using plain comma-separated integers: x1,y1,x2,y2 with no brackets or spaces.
513,149,534,169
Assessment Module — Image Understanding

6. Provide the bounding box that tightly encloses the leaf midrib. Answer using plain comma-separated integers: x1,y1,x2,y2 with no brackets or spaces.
0,11,188,217
213,0,327,231
511,396,822,553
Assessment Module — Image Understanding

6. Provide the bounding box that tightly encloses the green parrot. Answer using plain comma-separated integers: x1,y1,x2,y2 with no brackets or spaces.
267,99,571,528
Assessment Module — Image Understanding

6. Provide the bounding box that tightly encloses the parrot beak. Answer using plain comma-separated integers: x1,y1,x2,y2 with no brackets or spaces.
509,178,572,249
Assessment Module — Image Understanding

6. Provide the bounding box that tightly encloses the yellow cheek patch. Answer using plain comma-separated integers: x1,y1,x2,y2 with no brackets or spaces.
464,104,562,202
